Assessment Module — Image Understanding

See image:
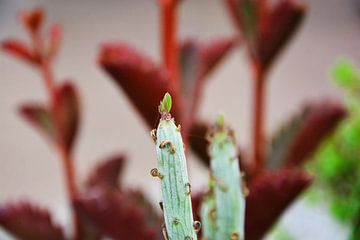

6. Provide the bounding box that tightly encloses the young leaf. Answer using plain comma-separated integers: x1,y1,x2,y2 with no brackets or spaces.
52,82,80,154
245,169,312,240
18,7,44,35
0,202,65,240
18,103,54,141
99,42,182,128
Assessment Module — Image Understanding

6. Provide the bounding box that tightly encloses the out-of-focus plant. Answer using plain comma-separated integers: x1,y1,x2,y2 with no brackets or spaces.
0,1,347,239
309,60,360,240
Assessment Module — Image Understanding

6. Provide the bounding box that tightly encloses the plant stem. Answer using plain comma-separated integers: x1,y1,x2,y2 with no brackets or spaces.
252,69,266,176
33,33,82,240
160,0,179,90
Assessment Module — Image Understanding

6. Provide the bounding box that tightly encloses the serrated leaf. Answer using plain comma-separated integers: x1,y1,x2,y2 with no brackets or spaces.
0,202,65,240
19,103,54,141
245,169,312,240
52,82,80,154
85,154,126,191
99,42,181,128
74,189,162,240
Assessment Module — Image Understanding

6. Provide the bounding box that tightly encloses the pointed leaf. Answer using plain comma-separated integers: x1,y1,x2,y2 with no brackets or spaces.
99,42,181,128
0,202,65,240
266,106,310,170
85,154,126,191
284,100,346,167
53,82,80,154
258,0,306,71
245,169,312,240
19,103,54,141
2,39,38,64
74,189,162,240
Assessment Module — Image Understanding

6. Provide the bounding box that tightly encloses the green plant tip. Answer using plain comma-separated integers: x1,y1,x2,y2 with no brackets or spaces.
216,114,225,127
159,92,172,113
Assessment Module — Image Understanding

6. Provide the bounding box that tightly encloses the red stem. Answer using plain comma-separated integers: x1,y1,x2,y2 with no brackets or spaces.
161,0,180,90
252,68,266,176
32,32,82,240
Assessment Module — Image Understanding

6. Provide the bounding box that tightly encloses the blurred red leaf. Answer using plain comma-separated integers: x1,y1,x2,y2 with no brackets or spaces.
85,154,126,191
53,82,80,154
2,39,38,64
199,36,238,79
46,24,62,60
18,7,44,35
74,189,162,240
224,0,306,72
284,100,346,167
19,103,54,141
99,43,182,129
245,169,312,240
258,0,306,70
0,202,65,240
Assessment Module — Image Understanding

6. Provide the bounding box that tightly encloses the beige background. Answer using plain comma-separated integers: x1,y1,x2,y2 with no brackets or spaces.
0,0,359,239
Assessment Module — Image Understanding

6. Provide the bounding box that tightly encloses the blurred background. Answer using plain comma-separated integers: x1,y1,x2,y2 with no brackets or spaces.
1,0,360,239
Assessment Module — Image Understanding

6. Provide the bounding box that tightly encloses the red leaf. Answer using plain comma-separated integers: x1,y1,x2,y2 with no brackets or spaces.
245,169,312,240
53,82,80,154
18,7,44,35
0,202,65,240
46,24,62,60
19,103,54,141
85,154,126,191
74,189,162,240
284,100,346,167
224,0,306,72
258,0,306,71
99,43,182,129
2,39,38,64
199,37,238,79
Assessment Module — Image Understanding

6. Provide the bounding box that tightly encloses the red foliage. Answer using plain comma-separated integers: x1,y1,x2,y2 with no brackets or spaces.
245,169,313,240
53,82,81,155
0,202,65,240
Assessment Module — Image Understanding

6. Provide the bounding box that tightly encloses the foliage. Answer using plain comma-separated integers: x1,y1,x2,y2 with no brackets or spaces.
0,1,347,240
310,60,360,240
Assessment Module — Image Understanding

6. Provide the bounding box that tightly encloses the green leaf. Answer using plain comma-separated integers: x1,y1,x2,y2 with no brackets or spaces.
332,59,360,89
159,92,172,113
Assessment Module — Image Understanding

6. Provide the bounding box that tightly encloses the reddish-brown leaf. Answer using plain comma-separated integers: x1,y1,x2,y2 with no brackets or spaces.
85,154,126,191
19,103,54,141
18,7,44,35
2,39,38,64
0,202,65,240
199,37,238,79
284,100,346,167
245,169,312,240
74,189,162,240
53,82,80,154
258,0,306,71
99,43,182,129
